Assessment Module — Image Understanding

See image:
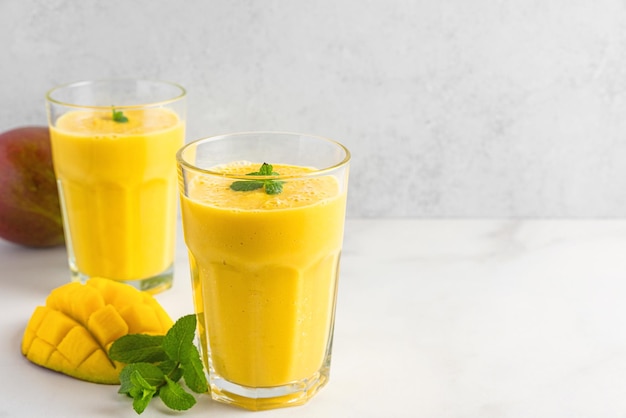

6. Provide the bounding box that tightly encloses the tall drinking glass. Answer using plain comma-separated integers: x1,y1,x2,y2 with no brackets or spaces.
46,79,186,293
176,132,350,410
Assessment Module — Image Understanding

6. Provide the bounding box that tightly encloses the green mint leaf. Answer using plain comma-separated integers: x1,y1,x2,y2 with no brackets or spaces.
159,359,185,384
112,107,129,123
157,359,183,383
130,389,154,414
129,370,157,414
160,376,197,411
130,369,157,391
118,368,134,395
229,162,283,195
109,334,167,363
264,181,283,195
182,344,209,393
230,180,264,192
258,162,273,176
118,363,165,395
163,314,196,362
129,386,154,414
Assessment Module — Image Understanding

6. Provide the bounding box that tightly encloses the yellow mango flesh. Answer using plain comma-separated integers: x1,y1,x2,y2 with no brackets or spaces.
21,278,173,384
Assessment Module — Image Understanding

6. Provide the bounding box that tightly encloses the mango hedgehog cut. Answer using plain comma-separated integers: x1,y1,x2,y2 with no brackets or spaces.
21,277,173,384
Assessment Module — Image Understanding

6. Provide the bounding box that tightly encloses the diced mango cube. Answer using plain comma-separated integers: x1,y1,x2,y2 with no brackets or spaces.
88,304,129,349
36,308,80,347
47,282,106,325
56,325,99,368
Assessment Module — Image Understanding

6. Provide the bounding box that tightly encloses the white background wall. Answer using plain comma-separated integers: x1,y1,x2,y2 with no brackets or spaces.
2,0,626,218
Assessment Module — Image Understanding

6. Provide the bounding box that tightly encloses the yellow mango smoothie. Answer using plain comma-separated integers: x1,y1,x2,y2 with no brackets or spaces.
180,161,347,407
50,108,184,284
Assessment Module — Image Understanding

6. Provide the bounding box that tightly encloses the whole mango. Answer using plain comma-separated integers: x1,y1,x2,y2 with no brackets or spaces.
0,126,64,247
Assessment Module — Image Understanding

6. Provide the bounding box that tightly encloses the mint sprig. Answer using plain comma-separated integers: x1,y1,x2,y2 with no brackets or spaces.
109,315,208,414
112,107,129,123
230,162,284,195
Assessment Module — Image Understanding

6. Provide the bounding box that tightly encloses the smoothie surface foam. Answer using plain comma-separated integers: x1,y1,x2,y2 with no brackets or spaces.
188,161,340,211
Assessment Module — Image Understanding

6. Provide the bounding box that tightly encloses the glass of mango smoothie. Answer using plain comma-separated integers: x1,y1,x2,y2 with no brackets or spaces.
46,79,185,293
176,132,350,410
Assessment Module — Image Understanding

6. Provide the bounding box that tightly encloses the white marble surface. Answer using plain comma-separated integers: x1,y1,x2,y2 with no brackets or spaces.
2,219,626,417
4,1,626,217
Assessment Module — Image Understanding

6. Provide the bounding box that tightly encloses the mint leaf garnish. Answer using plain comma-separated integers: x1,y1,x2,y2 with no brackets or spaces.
109,334,167,363
182,345,209,393
256,162,275,176
119,363,165,395
110,314,208,415
229,180,264,192
112,107,129,123
162,314,196,362
230,162,284,194
157,359,183,381
129,370,157,414
264,181,283,195
160,376,197,411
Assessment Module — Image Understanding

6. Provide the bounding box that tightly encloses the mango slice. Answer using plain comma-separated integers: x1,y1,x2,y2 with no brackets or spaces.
21,278,173,384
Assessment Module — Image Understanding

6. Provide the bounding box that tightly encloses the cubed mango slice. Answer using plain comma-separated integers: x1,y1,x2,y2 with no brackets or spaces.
21,278,173,384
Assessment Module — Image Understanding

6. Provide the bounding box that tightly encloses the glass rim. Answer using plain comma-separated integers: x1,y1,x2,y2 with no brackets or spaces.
176,131,351,180
45,78,187,110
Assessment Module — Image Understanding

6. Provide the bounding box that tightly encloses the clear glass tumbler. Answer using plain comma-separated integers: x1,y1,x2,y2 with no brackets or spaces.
176,132,350,410
46,79,186,293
